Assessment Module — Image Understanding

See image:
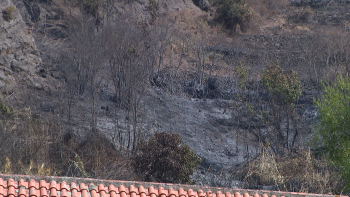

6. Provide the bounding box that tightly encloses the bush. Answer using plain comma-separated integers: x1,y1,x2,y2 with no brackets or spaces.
133,132,202,184
214,0,252,32
2,6,16,22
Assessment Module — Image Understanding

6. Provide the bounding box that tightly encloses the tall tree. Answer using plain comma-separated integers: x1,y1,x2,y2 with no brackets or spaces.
262,64,302,153
102,17,155,151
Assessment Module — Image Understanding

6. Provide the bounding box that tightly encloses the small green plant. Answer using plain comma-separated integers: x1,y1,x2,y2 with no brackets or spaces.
0,102,13,115
234,62,248,89
2,6,16,22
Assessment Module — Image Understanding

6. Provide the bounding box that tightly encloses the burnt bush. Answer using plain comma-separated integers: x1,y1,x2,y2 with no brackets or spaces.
2,6,16,22
184,76,223,99
133,132,202,184
192,0,211,11
206,77,222,99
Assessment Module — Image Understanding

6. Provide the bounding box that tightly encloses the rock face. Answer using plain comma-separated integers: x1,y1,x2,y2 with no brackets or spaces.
115,0,200,22
0,0,43,91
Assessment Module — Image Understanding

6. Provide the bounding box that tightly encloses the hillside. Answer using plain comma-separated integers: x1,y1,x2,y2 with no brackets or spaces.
0,0,349,194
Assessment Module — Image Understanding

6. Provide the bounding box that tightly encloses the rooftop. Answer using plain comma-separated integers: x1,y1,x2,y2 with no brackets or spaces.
0,174,345,197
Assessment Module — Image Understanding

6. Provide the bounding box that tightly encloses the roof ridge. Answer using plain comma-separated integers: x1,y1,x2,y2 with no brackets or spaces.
0,174,346,197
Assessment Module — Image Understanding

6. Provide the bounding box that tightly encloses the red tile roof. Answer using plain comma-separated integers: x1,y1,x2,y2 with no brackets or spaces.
0,174,345,197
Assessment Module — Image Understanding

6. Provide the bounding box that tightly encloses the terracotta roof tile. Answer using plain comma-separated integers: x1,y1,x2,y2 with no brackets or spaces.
0,174,347,197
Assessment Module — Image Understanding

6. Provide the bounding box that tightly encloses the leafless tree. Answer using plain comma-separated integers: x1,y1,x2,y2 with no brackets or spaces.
101,16,156,152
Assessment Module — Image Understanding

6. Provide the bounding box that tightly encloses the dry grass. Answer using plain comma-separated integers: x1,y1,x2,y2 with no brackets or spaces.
247,0,289,17
0,97,137,180
0,108,63,176
239,146,345,194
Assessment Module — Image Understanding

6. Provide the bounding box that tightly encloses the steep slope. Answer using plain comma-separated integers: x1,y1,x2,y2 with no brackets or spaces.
1,0,347,191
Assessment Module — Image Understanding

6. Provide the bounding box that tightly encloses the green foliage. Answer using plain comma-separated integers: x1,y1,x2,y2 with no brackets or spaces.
262,64,301,106
0,102,13,115
2,6,16,22
215,0,251,31
133,132,202,184
314,76,350,191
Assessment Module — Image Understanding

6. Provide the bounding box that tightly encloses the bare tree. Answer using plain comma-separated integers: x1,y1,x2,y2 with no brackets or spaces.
102,17,156,152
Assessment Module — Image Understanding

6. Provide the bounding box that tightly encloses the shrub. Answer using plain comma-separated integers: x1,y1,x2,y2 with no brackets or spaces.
214,0,252,32
133,132,202,184
2,6,16,22
262,64,301,106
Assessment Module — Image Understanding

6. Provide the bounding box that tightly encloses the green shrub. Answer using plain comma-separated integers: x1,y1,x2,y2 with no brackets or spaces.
133,132,202,184
314,76,350,191
214,0,251,32
234,62,248,89
2,6,16,22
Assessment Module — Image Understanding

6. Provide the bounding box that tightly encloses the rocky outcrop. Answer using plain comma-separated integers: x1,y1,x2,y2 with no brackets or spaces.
0,0,45,91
